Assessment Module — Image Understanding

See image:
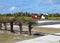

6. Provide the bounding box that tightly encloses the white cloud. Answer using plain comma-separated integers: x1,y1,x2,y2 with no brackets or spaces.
48,0,53,3
43,0,53,5
10,6,16,11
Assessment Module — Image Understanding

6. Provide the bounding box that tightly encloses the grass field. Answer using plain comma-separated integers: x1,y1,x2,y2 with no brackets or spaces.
0,33,37,43
0,16,60,20
33,27,60,34
0,16,60,43
0,27,60,43
48,17,60,20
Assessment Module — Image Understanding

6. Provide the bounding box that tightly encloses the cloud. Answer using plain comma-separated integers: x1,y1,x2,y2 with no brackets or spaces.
53,0,60,4
48,0,53,3
45,0,60,5
45,0,53,4
39,0,53,5
10,6,16,11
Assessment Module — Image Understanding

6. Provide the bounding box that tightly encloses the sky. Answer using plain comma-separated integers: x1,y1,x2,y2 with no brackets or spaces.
0,0,60,14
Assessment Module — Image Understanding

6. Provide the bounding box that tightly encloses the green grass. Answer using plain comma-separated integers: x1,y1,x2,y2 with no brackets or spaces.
33,27,60,34
0,33,37,43
5,16,32,20
1,16,60,20
48,17,60,20
0,27,60,43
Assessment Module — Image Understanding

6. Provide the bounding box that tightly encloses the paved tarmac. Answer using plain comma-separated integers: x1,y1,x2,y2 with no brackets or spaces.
16,33,60,43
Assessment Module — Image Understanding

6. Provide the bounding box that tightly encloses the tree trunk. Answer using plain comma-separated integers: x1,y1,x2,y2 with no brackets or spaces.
10,22,14,32
19,24,22,34
4,23,7,31
28,24,32,36
0,23,2,30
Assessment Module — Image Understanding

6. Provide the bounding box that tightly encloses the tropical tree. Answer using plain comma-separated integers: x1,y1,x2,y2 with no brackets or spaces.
2,17,8,31
9,17,16,33
24,18,36,36
15,18,23,34
0,18,2,30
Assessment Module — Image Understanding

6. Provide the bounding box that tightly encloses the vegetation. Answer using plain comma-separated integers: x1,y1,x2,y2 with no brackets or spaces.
0,12,37,35
47,13,60,20
0,12,60,20
15,17,23,34
24,18,36,35
0,33,37,43
0,12,60,33
9,17,16,33
0,18,2,30
0,12,60,34
2,16,9,31
33,27,60,34
0,27,60,43
0,12,60,43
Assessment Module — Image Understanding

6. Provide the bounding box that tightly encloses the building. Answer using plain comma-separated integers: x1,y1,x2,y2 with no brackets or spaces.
32,14,48,19
32,14,41,19
41,15,45,19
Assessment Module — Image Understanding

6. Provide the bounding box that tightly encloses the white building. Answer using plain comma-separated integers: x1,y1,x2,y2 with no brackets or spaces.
41,15,45,19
